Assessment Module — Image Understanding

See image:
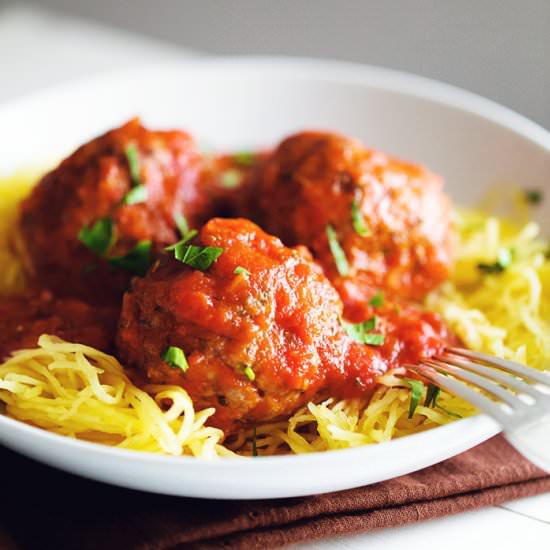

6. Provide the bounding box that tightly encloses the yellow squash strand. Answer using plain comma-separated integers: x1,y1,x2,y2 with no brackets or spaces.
0,335,233,457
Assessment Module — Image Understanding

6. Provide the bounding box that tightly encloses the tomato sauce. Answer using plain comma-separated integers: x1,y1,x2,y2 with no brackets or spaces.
0,289,118,361
1,125,453,434
117,217,449,433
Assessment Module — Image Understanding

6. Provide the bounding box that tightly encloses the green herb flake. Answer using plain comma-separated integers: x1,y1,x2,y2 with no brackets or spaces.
477,248,512,274
363,316,377,332
403,378,425,418
252,426,258,457
326,224,349,276
424,383,440,408
170,212,198,250
172,244,223,271
180,228,199,245
164,229,199,251
220,169,242,189
78,217,115,257
174,212,190,237
108,240,152,276
243,366,256,381
161,346,189,372
342,321,363,343
351,200,370,236
369,291,384,308
123,184,148,205
363,333,385,346
233,151,256,167
234,266,251,278
343,317,384,346
125,143,142,187
525,189,543,205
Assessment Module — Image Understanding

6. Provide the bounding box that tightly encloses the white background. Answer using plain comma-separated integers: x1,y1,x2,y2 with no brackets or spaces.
0,3,548,549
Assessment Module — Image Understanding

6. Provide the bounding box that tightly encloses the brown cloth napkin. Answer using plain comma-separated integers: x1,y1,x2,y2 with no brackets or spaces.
2,435,549,550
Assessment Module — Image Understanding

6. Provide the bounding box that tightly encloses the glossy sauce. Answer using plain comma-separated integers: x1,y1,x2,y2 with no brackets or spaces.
1,130,453,434
117,218,449,433
252,132,453,310
19,118,206,305
0,289,118,360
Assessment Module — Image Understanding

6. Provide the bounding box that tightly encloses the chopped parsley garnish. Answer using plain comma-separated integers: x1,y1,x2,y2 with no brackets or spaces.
125,143,142,187
343,317,384,346
181,229,199,244
424,383,440,408
326,224,349,276
363,333,385,345
220,169,241,189
252,426,258,457
362,316,377,331
174,212,190,237
369,291,384,308
78,217,115,257
171,243,223,271
108,240,152,276
477,248,512,274
343,318,374,342
165,230,198,251
243,366,256,381
525,189,543,205
170,212,199,248
351,200,370,236
122,144,148,204
233,151,256,166
161,346,189,372
403,378,425,418
234,266,251,278
123,184,148,205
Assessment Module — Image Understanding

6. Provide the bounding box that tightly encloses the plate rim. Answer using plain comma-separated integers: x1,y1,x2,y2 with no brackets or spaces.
0,405,501,467
1,56,549,152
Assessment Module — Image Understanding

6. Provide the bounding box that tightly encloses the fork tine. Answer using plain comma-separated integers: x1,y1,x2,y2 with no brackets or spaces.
424,359,528,409
412,363,511,425
446,347,550,386
439,353,550,402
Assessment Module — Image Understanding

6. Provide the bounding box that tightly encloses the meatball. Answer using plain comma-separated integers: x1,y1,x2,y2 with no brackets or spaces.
252,131,453,310
198,149,268,219
117,218,449,434
0,290,118,361
19,118,207,305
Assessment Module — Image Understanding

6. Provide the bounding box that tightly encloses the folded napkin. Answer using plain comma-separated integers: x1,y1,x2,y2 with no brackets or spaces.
2,435,548,550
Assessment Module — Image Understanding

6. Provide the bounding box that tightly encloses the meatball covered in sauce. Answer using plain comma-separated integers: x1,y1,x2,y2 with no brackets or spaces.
0,290,118,361
117,218,449,434
253,131,453,310
19,118,207,305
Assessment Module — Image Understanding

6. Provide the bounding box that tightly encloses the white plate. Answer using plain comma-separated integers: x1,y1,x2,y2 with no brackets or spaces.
0,58,549,500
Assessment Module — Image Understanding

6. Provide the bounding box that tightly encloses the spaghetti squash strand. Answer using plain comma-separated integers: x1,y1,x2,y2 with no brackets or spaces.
0,336,230,457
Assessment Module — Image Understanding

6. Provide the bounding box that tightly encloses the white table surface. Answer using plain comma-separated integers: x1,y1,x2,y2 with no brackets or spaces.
1,4,549,549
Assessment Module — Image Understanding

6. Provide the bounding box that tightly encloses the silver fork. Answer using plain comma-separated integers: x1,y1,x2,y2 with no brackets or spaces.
408,347,550,473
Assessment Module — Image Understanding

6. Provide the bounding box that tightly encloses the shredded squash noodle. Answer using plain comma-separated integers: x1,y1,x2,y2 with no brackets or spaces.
228,373,475,456
0,173,548,457
426,208,550,371
0,335,233,457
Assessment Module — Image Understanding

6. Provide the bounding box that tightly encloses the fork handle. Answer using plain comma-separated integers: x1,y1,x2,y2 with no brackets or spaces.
505,414,550,473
